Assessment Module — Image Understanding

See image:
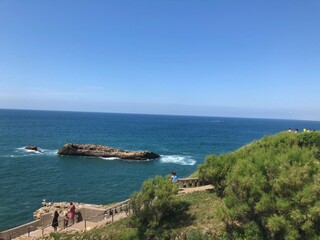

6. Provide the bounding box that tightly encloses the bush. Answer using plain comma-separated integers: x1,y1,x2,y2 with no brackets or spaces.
199,154,236,196
199,132,320,239
129,175,181,239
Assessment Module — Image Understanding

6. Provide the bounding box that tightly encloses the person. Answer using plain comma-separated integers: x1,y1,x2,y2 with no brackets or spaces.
171,172,178,182
69,202,76,225
52,210,59,232
63,212,69,228
41,199,47,207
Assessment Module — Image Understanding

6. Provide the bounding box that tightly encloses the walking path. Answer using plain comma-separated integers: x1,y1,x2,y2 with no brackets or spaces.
14,212,128,240
12,184,213,240
178,184,214,194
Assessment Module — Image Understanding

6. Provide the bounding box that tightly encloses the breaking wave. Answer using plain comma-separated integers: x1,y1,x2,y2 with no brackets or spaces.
100,157,155,162
16,147,58,156
100,157,121,161
160,155,197,166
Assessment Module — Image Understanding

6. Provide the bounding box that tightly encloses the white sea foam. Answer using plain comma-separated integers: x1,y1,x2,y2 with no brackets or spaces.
16,147,58,156
100,157,121,161
2,154,29,158
41,149,58,156
160,155,196,166
100,157,155,162
17,147,42,154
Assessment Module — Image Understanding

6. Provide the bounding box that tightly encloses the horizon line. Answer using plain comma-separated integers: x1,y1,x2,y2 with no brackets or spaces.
1,107,319,123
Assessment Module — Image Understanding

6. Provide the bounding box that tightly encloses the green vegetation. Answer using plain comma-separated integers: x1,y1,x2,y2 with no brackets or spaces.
45,131,320,240
199,131,320,239
47,191,223,240
129,175,183,239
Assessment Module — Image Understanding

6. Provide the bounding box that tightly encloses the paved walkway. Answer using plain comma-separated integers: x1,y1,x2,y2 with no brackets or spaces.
178,184,214,194
14,185,213,240
14,212,128,239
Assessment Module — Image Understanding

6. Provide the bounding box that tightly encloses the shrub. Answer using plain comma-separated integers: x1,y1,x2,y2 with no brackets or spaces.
129,175,181,239
199,132,320,239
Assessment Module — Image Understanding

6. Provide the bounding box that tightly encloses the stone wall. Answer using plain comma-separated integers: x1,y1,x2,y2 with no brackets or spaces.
77,207,106,222
0,219,41,240
177,177,201,188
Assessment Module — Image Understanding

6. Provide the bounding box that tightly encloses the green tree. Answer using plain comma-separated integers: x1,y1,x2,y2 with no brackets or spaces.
129,175,181,239
199,132,320,239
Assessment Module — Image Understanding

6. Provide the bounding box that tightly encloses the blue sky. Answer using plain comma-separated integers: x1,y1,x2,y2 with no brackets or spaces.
0,1,319,120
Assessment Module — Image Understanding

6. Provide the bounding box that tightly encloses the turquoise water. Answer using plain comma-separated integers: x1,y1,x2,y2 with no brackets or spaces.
1,109,320,231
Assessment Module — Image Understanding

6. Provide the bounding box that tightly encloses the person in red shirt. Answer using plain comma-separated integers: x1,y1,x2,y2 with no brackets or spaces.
69,202,76,225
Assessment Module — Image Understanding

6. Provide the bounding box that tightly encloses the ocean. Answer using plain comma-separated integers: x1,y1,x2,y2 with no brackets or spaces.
1,109,320,231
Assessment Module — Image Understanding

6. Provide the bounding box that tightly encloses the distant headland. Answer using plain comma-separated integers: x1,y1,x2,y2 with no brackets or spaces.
57,143,160,160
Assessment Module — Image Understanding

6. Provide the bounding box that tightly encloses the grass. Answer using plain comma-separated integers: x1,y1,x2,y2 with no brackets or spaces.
177,191,225,237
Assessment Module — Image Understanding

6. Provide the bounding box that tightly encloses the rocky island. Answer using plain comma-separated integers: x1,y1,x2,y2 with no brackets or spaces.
58,143,160,160
25,146,42,152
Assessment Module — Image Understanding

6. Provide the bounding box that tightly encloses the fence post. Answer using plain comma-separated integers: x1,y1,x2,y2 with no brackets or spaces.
28,226,31,237
112,210,114,222
84,220,87,230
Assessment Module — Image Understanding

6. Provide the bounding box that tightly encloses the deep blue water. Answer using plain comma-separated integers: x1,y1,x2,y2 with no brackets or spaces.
1,109,320,231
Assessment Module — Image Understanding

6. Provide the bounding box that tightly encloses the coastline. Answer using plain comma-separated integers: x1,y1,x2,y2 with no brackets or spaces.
2,111,320,231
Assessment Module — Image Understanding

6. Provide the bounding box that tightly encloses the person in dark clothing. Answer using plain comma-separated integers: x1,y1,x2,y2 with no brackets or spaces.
63,212,69,228
52,210,59,232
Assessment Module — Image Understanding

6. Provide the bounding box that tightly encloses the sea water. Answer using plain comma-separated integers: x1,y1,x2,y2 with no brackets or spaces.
1,109,320,231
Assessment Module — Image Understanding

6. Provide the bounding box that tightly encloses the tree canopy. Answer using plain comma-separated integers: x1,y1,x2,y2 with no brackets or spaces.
199,131,320,240
129,175,182,239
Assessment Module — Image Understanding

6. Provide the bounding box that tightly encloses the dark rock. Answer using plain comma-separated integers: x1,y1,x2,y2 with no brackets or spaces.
25,146,42,152
58,143,160,160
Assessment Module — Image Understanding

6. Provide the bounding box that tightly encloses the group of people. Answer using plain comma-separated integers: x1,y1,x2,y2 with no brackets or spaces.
51,173,179,232
288,128,315,133
51,202,76,232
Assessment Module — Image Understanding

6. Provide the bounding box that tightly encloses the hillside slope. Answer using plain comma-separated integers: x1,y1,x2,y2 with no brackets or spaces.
199,131,320,239
46,131,320,240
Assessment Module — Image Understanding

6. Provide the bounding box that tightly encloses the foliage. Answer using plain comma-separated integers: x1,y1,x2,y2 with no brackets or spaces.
46,191,223,240
189,170,199,178
177,191,225,239
199,154,236,196
199,131,320,239
129,175,184,239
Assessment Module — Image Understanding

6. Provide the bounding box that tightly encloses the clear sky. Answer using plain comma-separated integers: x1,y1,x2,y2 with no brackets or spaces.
0,1,319,120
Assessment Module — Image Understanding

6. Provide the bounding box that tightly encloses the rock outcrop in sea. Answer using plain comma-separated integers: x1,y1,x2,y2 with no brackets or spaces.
25,146,42,152
58,143,160,160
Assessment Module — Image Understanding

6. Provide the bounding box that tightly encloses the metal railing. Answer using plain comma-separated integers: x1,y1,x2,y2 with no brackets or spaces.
0,179,204,239
0,199,130,240
82,199,130,230
37,217,68,235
